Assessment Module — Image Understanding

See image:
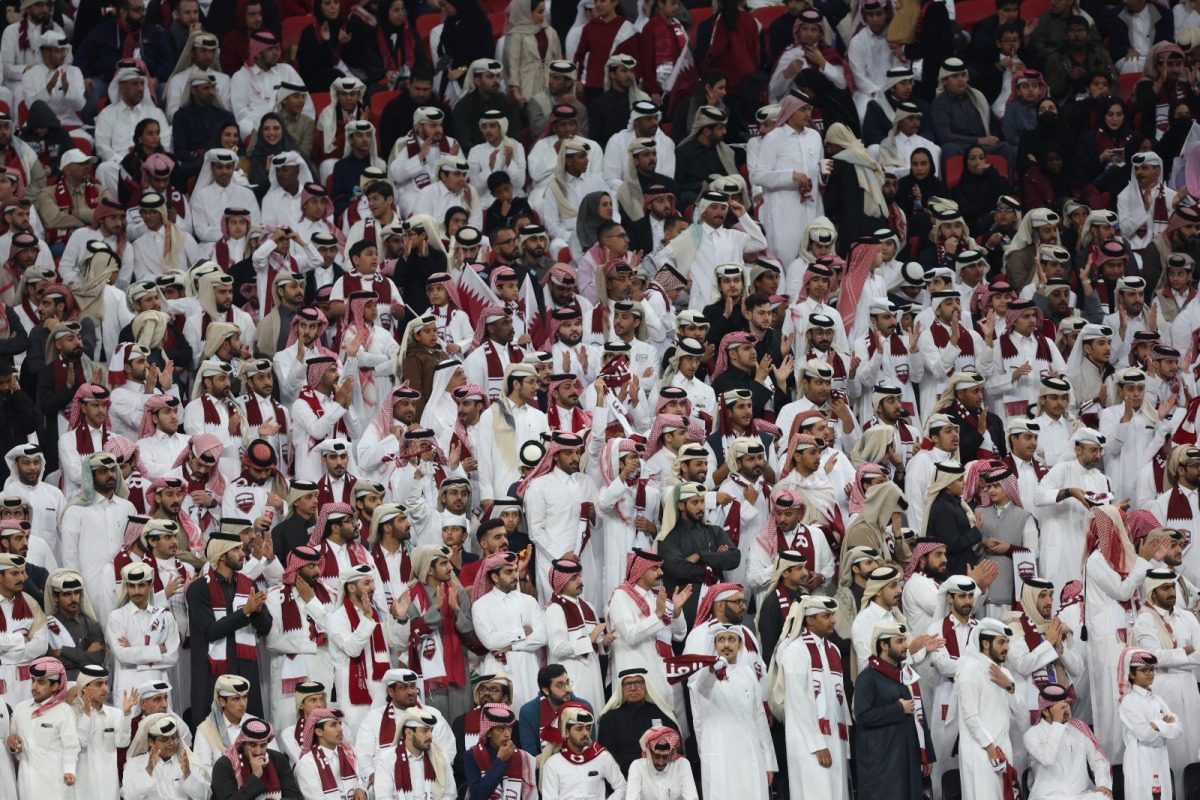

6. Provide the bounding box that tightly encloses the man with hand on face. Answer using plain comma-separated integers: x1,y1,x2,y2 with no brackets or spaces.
210,718,301,800
948,618,1025,800
466,704,538,800
1023,684,1114,799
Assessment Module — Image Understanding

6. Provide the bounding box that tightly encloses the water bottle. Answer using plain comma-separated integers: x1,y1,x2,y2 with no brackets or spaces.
912,194,923,213
1152,773,1162,800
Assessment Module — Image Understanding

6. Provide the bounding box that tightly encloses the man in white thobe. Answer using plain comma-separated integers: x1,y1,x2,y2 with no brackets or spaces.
540,703,627,800
1033,428,1114,589
1023,684,1113,800
60,452,136,621
121,713,210,800
472,552,548,709
0,553,50,708
8,657,80,800
372,707,458,800
948,618,1026,800
750,89,824,264
354,668,455,788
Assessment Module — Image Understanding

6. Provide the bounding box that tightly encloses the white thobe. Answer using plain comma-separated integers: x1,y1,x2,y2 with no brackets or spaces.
916,321,993,417
538,170,614,252
290,390,363,481
180,392,241,480
10,698,79,800
902,447,953,531
1132,604,1200,797
229,62,309,138
1033,413,1075,467
776,633,851,800
871,133,941,180
544,596,606,711
122,751,210,800
1119,686,1181,800
1100,404,1175,503
661,215,768,310
524,467,601,608
850,603,906,675
540,749,627,800
1117,181,1178,253
354,703,455,787
473,588,548,708
768,46,847,102
626,758,697,800
602,129,677,189
295,746,363,800
272,341,311,406
606,587,687,711
190,180,260,244
137,429,189,478
77,704,132,800
1,476,65,558
61,494,137,620
1033,461,1112,589
692,662,776,800
1023,720,1112,799
1085,550,1154,761
261,186,303,227
1151,487,1200,586
745,524,834,603
0,592,49,706
715,475,770,586
527,135,604,193
412,182,483,230
58,228,121,285
596,476,662,601
106,602,181,699
20,64,85,127
951,653,1025,800
111,385,176,441
468,140,529,202
925,614,973,797
750,125,824,264
265,585,334,734
847,28,903,115
94,100,171,163
57,422,105,499
326,602,389,731
128,225,201,281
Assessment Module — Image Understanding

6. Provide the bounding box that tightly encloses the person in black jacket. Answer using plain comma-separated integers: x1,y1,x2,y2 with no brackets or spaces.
588,55,644,148
710,330,785,419
0,370,35,486
210,717,303,800
597,668,681,774
937,371,1007,463
923,460,983,577
272,479,319,562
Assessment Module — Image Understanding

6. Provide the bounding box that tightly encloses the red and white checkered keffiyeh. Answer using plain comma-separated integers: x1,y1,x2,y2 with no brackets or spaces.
287,308,334,351
838,240,880,336
373,383,414,437
1126,509,1163,542
644,414,688,460
283,545,322,585
795,262,839,303
984,465,1023,509
106,435,148,477
477,703,518,741
305,357,338,391
345,291,377,351
139,395,179,439
472,551,519,601
517,436,584,498
308,502,355,548
754,487,807,558
963,459,1005,505
539,307,582,350
849,464,888,516
122,516,148,550
639,726,683,759
904,539,946,580
222,718,278,789
146,476,205,552
471,305,510,349
542,262,578,287
711,332,757,382
1117,647,1158,699
695,582,743,624
68,383,111,431
779,433,822,479
1034,684,1107,760
298,708,355,764
28,657,69,717
549,558,582,596
1085,505,1136,578
171,433,227,499
427,273,462,310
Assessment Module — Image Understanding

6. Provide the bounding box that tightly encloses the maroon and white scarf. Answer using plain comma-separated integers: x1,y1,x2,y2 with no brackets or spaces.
997,331,1054,417
865,330,913,388
311,744,358,799
868,655,929,766
394,742,439,795
297,389,348,449
342,596,389,706
371,544,411,604
929,320,976,376
548,594,599,659
206,572,258,672
470,743,535,800
802,632,848,741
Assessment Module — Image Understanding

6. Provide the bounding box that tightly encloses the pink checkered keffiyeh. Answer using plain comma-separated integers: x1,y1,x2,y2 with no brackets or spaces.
28,657,69,717
471,305,510,350
122,516,148,550
287,308,333,350
963,458,1005,506
516,435,584,498
904,539,946,580
298,708,354,762
106,435,148,476
283,545,322,586
308,502,355,548
170,433,227,499
848,463,887,516
68,383,111,431
644,414,688,460
1125,509,1162,541
838,239,880,336
710,332,757,382
139,395,179,439
694,582,743,624
427,273,462,310
754,486,807,558
222,718,276,789
541,262,578,287
472,551,518,601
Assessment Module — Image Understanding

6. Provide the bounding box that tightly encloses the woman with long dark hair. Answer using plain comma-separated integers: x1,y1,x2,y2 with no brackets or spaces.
952,145,1013,232
896,147,948,246
117,119,169,205
247,113,306,197
670,69,727,143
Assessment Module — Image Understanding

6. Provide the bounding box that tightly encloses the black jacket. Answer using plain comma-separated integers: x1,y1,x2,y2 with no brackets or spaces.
0,387,36,483
211,749,302,800
945,406,1006,464
926,491,982,578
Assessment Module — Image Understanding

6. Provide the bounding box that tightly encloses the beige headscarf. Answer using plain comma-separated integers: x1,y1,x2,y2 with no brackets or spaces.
850,425,894,468
132,310,170,348
71,250,120,326
921,460,971,537
681,105,736,176
503,0,562,99
825,123,887,218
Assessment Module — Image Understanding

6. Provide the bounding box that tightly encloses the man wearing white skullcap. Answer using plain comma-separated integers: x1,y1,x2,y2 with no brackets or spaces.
1102,275,1153,366
371,706,457,800
947,617,1025,800
1032,428,1114,589
107,560,181,700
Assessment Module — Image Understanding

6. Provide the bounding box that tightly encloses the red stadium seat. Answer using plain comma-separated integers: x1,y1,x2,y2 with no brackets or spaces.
1119,72,1141,102
370,90,400,118
1020,0,1050,20
954,0,993,33
311,91,331,117
688,7,714,43
488,10,505,40
282,15,315,61
945,153,1010,188
750,6,788,28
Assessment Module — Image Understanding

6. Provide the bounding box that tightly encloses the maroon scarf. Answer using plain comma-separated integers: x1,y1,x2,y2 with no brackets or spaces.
394,741,438,792
868,655,929,766
312,743,357,796
342,596,388,705
408,583,468,690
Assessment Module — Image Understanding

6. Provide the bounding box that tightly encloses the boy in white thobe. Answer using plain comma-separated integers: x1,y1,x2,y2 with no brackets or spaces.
373,707,458,800
539,703,627,800
0,552,49,707
7,657,80,800
107,561,181,702
75,664,135,800
1119,649,1181,800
